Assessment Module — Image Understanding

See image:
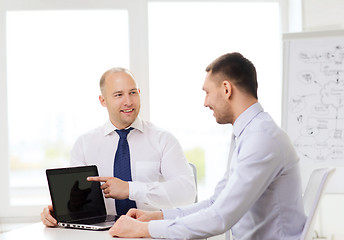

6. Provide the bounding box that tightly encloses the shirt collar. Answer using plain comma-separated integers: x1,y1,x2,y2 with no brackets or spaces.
232,102,263,138
103,116,144,136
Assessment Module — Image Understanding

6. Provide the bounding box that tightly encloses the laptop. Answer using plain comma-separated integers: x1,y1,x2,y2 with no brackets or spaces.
46,165,119,230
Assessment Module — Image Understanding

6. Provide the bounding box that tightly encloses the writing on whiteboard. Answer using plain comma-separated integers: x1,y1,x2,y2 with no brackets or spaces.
287,41,344,164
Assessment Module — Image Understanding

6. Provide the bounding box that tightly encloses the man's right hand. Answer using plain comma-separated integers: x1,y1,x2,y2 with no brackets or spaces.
126,209,163,222
87,176,129,200
40,205,57,227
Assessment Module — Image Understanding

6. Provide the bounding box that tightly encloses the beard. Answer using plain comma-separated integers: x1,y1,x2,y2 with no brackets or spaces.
212,102,234,124
214,111,232,124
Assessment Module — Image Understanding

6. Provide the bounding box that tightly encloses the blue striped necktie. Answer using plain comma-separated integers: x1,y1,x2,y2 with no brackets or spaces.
114,127,137,215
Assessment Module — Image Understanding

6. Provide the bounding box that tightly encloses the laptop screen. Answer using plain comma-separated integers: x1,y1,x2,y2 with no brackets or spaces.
46,165,107,222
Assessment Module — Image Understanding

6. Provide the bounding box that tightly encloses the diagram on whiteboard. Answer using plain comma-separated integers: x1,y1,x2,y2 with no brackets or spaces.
286,38,344,165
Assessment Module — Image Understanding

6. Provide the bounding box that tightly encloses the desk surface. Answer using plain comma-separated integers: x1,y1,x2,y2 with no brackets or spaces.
0,222,147,240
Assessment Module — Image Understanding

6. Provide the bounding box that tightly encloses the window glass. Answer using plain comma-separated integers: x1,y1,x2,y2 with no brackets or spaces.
6,10,129,205
148,2,281,200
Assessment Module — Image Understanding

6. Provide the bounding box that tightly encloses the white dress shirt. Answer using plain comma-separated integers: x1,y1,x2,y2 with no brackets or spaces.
149,103,306,240
70,117,196,215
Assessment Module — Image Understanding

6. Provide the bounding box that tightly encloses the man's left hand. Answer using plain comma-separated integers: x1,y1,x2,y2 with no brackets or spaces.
109,215,151,238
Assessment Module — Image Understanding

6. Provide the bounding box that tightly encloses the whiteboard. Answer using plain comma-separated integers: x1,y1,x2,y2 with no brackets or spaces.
282,30,344,193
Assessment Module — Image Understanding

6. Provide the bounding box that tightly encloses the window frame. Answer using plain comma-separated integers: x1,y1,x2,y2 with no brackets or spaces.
0,0,295,220
0,0,150,219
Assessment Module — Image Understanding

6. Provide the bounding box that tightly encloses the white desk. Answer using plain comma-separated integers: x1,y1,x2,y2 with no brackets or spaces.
0,222,147,240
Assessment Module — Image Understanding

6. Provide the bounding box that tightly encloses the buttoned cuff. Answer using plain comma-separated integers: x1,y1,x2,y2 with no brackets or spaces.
148,220,171,239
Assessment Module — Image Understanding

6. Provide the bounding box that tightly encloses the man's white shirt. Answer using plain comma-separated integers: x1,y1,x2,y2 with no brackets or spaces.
70,117,196,214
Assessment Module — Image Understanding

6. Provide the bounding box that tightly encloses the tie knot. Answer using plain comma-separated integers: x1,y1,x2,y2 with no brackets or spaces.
115,127,133,139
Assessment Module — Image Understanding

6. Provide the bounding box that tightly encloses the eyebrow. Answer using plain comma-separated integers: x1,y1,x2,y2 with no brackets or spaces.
112,88,138,94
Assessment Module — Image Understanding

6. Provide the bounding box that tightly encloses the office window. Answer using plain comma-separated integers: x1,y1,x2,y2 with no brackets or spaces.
149,2,281,199
6,10,129,205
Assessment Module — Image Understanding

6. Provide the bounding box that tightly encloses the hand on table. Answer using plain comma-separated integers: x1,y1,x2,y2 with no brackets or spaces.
40,205,57,227
109,215,150,238
126,209,164,222
109,209,163,238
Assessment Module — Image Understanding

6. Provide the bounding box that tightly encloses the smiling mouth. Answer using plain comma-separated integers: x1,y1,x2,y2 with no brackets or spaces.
121,109,134,113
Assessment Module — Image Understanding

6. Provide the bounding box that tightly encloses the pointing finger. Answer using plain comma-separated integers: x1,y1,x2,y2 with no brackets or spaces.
87,176,111,182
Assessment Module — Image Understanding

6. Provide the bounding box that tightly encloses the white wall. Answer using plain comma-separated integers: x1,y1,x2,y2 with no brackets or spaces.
302,1,344,239
303,0,344,31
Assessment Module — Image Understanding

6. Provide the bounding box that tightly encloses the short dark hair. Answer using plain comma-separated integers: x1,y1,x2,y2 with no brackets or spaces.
205,52,258,99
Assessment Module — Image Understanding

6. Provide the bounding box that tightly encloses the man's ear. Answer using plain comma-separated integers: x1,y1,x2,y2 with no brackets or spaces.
223,81,232,98
99,95,106,107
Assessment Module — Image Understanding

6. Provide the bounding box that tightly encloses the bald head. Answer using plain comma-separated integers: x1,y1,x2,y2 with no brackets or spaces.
100,67,137,95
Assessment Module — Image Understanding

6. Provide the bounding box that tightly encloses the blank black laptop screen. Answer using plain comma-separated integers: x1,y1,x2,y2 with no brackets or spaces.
46,165,106,223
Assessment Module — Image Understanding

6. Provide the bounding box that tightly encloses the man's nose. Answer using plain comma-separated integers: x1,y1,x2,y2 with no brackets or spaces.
123,94,132,105
203,97,208,107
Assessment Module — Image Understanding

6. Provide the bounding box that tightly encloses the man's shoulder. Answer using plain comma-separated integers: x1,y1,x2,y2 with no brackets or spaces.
243,110,275,130
240,112,287,146
245,112,294,151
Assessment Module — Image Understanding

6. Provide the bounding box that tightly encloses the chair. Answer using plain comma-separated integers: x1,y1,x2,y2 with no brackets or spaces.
189,162,198,203
300,167,336,240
